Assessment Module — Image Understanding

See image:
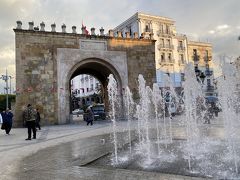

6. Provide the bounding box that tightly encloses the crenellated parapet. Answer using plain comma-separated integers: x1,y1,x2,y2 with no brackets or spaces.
14,21,154,40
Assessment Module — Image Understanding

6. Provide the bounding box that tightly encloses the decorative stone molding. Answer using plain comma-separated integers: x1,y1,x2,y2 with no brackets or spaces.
125,32,130,38
100,27,104,36
28,21,34,30
62,24,66,33
79,39,107,51
72,26,77,33
133,32,138,39
40,22,45,31
81,26,86,35
16,21,22,29
91,27,95,35
117,31,122,38
150,33,154,40
108,30,114,37
51,23,56,32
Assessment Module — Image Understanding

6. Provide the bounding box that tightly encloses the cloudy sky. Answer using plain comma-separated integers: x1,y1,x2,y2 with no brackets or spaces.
0,0,239,93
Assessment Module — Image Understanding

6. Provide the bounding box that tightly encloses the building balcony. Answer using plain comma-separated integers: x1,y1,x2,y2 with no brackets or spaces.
192,55,200,62
158,44,174,50
157,30,173,36
178,60,185,65
158,59,175,65
177,46,186,51
144,28,153,33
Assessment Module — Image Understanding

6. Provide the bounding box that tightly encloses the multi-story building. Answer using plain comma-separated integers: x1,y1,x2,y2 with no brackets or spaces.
187,41,215,96
71,74,103,108
113,12,214,95
113,12,188,93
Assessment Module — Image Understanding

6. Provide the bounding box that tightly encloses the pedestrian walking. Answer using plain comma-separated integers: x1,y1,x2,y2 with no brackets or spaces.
23,104,37,140
1,109,14,135
0,112,3,126
86,108,94,126
35,108,41,130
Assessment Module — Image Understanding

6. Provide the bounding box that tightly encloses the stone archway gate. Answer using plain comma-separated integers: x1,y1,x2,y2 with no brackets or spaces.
14,23,156,127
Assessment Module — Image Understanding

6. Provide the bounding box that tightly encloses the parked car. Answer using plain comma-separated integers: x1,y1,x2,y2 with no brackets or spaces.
84,104,106,121
72,109,84,115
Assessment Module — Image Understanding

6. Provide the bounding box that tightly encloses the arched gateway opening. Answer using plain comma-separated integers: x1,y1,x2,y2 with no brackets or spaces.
69,58,122,115
58,58,123,124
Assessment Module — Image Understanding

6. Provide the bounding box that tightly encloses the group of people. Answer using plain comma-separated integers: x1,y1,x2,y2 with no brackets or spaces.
0,104,41,141
0,108,14,135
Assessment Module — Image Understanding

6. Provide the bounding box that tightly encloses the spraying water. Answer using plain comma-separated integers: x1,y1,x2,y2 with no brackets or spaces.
124,86,134,153
183,63,204,170
107,74,119,163
152,83,162,155
218,62,239,173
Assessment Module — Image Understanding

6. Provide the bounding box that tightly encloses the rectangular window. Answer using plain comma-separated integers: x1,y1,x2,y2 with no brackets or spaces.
181,73,185,81
161,53,165,62
168,53,171,61
180,54,184,64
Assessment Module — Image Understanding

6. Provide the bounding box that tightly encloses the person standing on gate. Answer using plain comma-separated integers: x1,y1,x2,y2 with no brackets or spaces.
2,109,14,135
23,104,37,140
35,108,41,130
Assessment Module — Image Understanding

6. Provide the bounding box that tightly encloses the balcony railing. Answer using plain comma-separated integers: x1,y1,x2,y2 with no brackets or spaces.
158,59,175,65
192,55,200,62
157,30,173,36
177,46,185,51
144,28,153,33
158,44,174,50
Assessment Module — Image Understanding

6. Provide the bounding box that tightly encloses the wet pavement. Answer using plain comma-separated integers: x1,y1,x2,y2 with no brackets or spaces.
0,115,228,180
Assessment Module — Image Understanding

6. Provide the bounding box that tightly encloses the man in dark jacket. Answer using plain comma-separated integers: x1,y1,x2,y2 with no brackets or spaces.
86,108,94,126
23,104,37,140
1,109,14,135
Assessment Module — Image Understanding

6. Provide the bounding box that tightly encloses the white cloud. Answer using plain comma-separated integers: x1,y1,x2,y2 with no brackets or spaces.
208,30,215,34
216,24,229,30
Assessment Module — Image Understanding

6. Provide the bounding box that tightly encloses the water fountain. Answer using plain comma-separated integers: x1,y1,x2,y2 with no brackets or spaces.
101,63,240,179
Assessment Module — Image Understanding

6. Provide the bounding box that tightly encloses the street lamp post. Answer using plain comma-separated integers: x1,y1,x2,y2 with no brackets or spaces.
0,69,11,109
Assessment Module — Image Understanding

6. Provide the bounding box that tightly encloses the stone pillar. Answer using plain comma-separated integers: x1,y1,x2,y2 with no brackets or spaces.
51,23,56,32
62,24,66,33
100,27,104,36
72,26,77,33
28,21,34,30
149,33,154,40
142,32,146,39
91,27,95,35
40,22,45,31
108,30,114,37
133,32,138,39
117,31,122,38
125,32,130,38
81,26,86,34
16,21,22,29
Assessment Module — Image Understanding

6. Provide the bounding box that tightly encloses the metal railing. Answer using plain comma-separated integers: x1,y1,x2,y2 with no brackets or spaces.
177,46,185,51
158,44,174,50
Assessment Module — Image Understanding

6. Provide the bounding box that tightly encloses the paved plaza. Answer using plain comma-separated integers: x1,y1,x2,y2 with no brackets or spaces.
0,116,226,180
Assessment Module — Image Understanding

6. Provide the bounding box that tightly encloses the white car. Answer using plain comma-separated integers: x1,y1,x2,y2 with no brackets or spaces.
72,109,84,115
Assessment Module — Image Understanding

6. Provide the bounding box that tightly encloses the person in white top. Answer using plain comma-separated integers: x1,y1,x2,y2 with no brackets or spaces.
0,113,2,124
